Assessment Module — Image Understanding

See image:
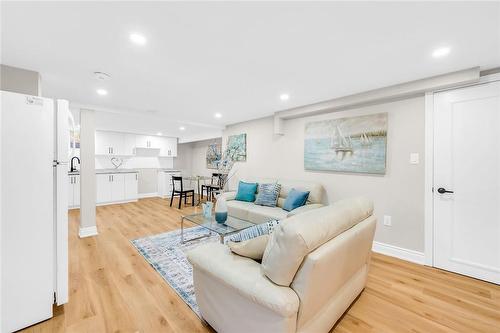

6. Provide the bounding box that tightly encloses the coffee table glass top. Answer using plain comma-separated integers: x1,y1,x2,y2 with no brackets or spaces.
183,213,255,236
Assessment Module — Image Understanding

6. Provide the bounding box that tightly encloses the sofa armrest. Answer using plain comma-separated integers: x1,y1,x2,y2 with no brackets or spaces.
286,203,323,217
220,191,237,201
187,243,299,317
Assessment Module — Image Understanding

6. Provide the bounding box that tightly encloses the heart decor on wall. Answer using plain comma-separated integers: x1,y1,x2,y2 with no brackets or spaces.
111,157,123,169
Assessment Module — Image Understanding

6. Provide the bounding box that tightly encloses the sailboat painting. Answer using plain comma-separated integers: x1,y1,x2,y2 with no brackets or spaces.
304,113,388,174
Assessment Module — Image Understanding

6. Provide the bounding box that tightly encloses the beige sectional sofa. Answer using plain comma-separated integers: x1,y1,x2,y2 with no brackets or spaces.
188,197,376,333
222,178,324,224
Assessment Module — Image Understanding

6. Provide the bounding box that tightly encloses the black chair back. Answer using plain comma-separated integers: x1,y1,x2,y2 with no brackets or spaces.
211,173,221,185
172,176,183,192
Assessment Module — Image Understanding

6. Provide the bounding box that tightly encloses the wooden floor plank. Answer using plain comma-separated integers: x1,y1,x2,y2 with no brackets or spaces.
18,197,500,333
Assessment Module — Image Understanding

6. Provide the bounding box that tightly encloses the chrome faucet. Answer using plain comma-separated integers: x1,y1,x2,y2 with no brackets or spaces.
70,156,80,172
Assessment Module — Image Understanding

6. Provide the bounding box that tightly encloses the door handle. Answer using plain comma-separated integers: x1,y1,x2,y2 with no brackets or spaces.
437,187,454,194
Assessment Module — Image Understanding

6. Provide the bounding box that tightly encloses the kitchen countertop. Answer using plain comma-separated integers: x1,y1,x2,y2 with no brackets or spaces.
160,169,181,172
68,168,139,175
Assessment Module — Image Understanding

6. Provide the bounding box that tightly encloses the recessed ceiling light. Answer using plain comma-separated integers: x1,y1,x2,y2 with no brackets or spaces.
280,93,290,101
214,113,222,118
130,33,147,45
94,71,111,81
432,47,450,58
96,89,108,96
179,126,186,131
156,132,162,136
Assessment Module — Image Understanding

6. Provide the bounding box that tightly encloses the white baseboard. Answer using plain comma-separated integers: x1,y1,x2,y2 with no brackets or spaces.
138,192,159,199
79,226,98,238
372,241,425,265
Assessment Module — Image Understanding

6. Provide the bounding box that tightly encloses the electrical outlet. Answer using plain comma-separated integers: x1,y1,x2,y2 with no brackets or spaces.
383,215,392,226
410,153,420,164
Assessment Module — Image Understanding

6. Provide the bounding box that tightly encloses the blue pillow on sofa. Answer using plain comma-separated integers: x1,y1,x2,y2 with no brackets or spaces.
283,189,310,212
235,181,258,202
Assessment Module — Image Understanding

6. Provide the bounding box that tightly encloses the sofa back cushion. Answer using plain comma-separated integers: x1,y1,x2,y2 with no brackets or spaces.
277,179,323,207
261,197,374,286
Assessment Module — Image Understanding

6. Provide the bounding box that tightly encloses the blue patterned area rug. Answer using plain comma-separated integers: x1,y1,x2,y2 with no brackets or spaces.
131,226,220,317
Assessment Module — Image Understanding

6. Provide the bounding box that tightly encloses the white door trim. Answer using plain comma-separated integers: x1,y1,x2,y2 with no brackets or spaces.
423,72,500,267
424,92,434,266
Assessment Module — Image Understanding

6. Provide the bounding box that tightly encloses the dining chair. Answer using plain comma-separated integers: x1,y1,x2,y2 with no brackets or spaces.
209,173,227,201
201,173,220,200
170,176,195,209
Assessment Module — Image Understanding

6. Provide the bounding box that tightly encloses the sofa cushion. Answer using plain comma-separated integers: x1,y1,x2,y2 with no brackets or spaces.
283,189,310,212
248,205,288,224
187,243,300,317
255,183,282,207
261,197,374,286
278,179,323,206
226,200,255,221
235,181,258,202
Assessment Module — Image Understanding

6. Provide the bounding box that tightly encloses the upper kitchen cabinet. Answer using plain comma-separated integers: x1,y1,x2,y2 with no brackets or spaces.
96,130,177,157
159,137,177,157
135,135,160,149
136,135,177,157
95,130,135,156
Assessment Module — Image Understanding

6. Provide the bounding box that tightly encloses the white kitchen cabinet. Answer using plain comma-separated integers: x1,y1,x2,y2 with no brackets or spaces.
96,172,138,205
96,174,112,203
124,173,139,200
96,130,178,157
122,133,136,155
95,131,135,156
68,175,80,208
135,135,159,149
110,173,125,202
158,137,178,157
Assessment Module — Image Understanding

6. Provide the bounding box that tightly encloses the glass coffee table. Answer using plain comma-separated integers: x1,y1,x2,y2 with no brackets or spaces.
181,213,255,244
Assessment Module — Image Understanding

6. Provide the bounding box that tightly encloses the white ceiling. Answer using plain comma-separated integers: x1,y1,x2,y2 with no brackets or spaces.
2,1,500,140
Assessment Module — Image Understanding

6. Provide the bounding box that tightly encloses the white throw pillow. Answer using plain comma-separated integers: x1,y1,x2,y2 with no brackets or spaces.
228,235,269,260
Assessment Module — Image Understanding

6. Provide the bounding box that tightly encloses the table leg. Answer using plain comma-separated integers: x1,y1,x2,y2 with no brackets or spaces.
220,234,224,244
181,216,185,243
197,178,201,206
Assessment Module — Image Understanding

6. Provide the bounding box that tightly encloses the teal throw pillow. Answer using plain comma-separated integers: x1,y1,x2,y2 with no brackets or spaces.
283,189,310,212
235,181,258,202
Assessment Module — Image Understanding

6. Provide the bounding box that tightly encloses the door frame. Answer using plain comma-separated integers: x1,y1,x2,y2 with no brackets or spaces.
424,72,500,266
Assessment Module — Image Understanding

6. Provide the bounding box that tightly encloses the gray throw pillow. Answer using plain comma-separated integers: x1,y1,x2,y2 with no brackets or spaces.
254,183,282,207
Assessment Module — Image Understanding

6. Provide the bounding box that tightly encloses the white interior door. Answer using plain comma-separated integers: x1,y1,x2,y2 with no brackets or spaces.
433,80,500,284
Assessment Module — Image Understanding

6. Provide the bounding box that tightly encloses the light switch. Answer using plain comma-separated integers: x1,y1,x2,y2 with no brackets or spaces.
383,215,392,226
410,153,419,164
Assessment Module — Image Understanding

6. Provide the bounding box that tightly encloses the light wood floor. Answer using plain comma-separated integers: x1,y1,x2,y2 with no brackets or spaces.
20,198,500,333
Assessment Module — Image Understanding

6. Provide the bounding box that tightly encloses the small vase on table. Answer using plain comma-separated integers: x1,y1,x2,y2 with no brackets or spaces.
214,194,227,224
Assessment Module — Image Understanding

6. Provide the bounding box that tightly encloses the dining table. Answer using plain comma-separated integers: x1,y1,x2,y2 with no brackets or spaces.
182,175,212,206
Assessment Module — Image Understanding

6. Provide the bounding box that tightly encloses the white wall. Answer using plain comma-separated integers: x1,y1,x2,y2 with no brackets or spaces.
174,138,222,176
223,97,425,252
